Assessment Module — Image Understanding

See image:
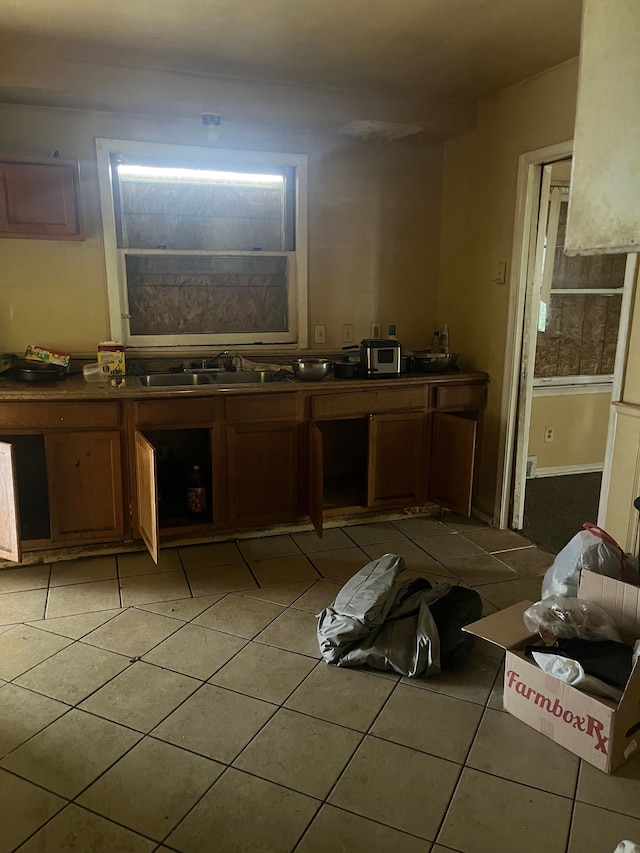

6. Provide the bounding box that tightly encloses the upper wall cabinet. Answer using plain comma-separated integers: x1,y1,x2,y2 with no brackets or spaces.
0,156,83,241
565,0,640,255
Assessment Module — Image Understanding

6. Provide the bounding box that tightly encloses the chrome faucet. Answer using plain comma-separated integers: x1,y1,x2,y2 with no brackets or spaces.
183,351,235,371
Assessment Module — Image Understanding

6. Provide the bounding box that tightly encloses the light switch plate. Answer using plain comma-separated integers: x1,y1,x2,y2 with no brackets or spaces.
342,324,354,343
314,324,326,344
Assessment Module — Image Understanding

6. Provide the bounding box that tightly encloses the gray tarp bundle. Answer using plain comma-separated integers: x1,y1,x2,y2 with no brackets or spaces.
317,553,482,678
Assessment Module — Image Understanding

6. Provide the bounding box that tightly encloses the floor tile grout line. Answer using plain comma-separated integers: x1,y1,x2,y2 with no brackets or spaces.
293,800,436,852
564,797,579,853
42,563,52,621
179,563,194,600
63,797,173,849
0,767,72,852
317,675,405,815
433,655,517,847
154,762,236,848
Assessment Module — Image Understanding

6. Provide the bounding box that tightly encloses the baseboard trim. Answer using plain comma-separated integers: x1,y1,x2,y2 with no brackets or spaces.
533,463,604,478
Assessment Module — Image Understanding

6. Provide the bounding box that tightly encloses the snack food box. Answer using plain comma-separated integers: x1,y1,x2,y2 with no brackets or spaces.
24,345,71,368
97,341,125,375
464,570,640,772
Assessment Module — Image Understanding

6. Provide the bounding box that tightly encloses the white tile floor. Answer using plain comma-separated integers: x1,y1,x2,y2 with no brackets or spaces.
1,515,639,852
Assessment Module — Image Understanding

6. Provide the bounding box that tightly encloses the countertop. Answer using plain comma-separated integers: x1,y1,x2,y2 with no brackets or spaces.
0,370,489,402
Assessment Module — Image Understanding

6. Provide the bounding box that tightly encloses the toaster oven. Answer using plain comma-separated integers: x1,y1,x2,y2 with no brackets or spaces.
360,339,402,378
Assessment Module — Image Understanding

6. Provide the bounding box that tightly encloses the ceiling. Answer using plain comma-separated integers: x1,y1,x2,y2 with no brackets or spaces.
0,0,582,103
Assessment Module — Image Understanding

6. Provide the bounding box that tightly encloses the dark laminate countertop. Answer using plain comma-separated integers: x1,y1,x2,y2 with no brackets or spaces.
0,370,489,403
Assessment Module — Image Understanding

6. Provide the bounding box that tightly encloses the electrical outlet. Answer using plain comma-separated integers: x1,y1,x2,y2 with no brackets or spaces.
314,324,326,344
544,426,554,443
342,324,354,343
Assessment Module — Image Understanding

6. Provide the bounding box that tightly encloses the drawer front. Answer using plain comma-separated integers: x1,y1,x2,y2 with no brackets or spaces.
224,393,300,423
133,398,215,426
0,402,120,430
312,387,426,420
434,384,486,411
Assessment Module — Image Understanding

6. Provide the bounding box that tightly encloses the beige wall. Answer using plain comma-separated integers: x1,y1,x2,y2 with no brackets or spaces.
438,59,579,515
0,102,443,354
528,392,611,469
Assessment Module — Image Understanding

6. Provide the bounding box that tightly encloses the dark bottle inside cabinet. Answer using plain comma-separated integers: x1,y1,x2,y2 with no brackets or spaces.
142,428,213,527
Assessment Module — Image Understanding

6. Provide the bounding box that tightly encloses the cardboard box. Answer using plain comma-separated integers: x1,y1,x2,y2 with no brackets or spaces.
97,341,125,375
464,571,640,773
24,345,71,368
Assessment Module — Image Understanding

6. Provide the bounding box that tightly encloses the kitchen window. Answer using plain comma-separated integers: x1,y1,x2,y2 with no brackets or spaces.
96,139,308,348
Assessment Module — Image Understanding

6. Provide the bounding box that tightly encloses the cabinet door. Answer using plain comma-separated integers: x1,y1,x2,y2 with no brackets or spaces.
0,441,22,563
368,413,426,507
226,422,299,527
428,412,477,516
0,160,82,240
45,431,124,543
134,431,160,563
309,422,324,537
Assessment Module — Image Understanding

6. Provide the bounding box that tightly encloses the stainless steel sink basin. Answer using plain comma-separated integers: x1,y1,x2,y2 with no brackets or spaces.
210,370,277,384
132,370,278,387
135,373,214,387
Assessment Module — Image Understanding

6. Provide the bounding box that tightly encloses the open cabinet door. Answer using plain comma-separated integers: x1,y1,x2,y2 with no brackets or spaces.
308,422,324,537
428,412,477,517
0,441,22,562
134,431,159,563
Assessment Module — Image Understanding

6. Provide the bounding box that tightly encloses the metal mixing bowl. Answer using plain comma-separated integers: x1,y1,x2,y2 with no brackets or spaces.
291,358,333,381
413,352,459,373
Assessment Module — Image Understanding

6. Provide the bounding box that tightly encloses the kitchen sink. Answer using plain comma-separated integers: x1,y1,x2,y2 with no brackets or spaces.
134,373,215,387
210,370,278,384
132,370,279,387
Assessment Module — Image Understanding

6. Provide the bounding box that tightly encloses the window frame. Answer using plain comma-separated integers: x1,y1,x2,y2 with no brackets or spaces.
96,138,308,349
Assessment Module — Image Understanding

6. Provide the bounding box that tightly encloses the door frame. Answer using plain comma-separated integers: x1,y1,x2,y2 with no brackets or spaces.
496,139,637,530
496,139,573,529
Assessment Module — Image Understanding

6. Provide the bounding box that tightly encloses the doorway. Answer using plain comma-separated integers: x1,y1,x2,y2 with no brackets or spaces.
498,142,636,552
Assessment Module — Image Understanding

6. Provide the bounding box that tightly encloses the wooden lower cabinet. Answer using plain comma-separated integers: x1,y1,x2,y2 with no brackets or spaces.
45,431,124,542
368,412,426,507
0,377,486,564
0,428,125,562
226,422,300,527
428,411,478,517
308,381,485,534
309,412,428,535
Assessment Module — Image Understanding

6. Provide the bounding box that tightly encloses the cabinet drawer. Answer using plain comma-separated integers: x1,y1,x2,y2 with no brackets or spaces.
133,398,215,426
224,393,300,423
433,384,486,411
0,402,120,430
312,387,425,420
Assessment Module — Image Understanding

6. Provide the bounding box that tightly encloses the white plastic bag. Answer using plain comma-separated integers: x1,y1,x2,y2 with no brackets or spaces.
541,523,639,599
613,842,640,853
524,595,622,643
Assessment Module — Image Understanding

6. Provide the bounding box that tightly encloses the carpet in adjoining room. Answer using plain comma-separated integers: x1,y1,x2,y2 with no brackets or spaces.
520,472,602,556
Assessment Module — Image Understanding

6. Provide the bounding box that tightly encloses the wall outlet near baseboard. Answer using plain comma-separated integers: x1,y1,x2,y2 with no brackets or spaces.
544,426,554,443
